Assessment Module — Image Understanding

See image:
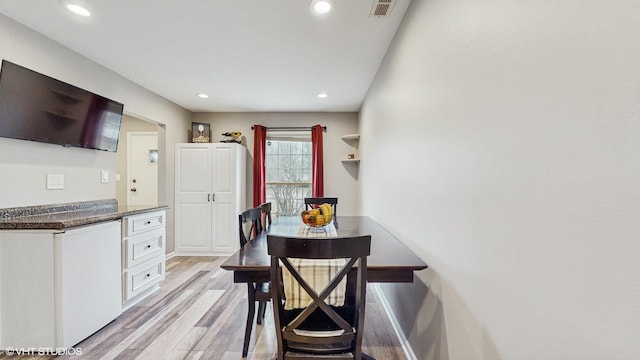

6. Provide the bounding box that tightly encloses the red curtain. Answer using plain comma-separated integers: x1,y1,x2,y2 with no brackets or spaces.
253,125,267,207
311,125,324,197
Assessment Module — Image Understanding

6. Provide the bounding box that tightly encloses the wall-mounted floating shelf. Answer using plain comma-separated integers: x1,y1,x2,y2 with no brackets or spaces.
342,133,360,164
341,134,360,141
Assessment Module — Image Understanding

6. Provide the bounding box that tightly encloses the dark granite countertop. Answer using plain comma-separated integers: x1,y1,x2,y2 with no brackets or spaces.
0,199,168,230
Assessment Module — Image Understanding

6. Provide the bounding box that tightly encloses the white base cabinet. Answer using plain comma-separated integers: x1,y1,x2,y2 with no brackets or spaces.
121,210,166,309
175,143,246,255
0,221,122,349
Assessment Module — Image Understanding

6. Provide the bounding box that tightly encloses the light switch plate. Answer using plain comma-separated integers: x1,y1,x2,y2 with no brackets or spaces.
115,173,121,182
47,174,64,190
101,170,109,183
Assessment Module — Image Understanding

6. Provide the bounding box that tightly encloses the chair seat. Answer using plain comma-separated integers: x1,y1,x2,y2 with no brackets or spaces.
284,351,354,359
281,305,356,331
287,343,353,356
293,328,346,337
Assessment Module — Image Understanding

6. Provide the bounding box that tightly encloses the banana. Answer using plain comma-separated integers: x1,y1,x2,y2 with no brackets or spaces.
319,203,332,221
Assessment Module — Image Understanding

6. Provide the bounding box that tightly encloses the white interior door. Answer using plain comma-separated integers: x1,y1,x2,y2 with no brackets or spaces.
127,132,158,206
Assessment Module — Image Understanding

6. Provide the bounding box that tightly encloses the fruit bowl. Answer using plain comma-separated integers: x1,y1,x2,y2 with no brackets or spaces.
301,213,333,227
300,203,334,227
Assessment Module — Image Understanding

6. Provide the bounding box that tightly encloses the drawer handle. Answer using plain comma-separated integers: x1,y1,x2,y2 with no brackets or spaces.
146,244,152,249
146,273,151,277
145,221,151,225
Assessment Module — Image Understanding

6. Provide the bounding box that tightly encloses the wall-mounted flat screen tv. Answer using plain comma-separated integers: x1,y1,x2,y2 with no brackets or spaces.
0,60,124,152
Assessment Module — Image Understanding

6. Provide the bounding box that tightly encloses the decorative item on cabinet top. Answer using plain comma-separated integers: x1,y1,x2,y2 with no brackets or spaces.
221,131,242,144
190,122,211,143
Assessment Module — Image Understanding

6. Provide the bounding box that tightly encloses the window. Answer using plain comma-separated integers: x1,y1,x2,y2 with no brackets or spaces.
265,133,312,215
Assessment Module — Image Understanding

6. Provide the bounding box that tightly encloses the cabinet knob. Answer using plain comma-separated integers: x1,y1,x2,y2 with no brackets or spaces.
146,244,152,249
146,273,151,277
130,187,137,192
146,221,151,225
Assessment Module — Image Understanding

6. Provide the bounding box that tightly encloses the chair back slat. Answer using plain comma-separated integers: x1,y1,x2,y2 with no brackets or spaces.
267,236,370,259
259,202,272,231
239,207,262,248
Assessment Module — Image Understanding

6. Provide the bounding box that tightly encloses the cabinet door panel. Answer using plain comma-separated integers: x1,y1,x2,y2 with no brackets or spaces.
212,144,237,253
212,145,233,195
212,201,235,253
175,202,212,251
176,146,212,193
55,221,122,348
175,144,213,252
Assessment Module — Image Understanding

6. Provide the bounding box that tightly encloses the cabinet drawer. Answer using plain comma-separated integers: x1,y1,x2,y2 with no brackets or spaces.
124,228,165,268
124,210,165,237
123,260,164,301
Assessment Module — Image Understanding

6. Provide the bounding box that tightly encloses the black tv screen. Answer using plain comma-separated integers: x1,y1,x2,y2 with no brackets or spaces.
0,60,124,152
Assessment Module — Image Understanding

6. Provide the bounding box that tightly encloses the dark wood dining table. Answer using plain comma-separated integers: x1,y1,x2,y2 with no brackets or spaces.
221,215,428,284
220,215,428,359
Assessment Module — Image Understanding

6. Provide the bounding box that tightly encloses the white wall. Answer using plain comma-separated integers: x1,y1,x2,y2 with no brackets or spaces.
360,0,640,359
0,15,190,252
192,112,360,215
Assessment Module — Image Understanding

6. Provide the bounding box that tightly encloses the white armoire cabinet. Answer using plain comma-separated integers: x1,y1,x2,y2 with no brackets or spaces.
175,143,246,255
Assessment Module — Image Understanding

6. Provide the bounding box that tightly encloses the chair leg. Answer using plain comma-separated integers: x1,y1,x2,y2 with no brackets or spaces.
256,300,266,325
243,284,256,358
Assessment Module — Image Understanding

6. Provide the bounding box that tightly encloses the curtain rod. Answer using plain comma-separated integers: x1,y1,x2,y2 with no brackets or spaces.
251,126,326,132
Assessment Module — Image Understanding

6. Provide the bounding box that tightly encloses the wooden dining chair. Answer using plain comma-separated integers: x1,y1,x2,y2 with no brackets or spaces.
304,197,338,217
238,207,271,357
259,201,273,232
267,234,371,360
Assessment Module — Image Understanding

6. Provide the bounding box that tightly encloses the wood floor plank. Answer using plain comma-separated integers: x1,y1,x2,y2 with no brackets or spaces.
193,293,247,355
184,351,204,360
133,290,225,360
112,349,143,360
97,290,195,360
175,327,209,351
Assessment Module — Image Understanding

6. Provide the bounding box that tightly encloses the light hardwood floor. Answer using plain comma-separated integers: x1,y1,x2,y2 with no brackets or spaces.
0,256,408,360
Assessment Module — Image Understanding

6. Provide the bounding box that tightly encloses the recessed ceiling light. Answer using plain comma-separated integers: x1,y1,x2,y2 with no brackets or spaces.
197,93,209,99
317,92,328,99
310,0,334,15
65,3,91,17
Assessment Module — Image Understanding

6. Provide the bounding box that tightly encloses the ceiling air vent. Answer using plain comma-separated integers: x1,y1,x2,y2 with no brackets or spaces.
369,0,396,18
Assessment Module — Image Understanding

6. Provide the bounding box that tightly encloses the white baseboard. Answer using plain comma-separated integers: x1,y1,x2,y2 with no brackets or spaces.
373,284,417,360
165,251,176,260
172,251,234,257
